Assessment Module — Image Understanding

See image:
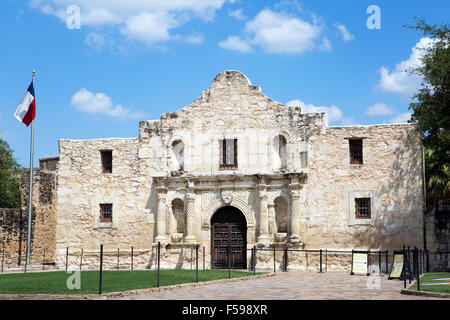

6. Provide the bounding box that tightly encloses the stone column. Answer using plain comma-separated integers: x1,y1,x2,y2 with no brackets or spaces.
155,191,168,243
289,188,303,244
184,190,197,244
268,203,277,235
257,187,270,243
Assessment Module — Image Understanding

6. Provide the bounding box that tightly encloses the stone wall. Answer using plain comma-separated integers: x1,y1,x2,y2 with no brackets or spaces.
303,124,425,251
0,208,26,265
55,138,153,268
0,157,58,266
425,198,450,271
52,71,429,271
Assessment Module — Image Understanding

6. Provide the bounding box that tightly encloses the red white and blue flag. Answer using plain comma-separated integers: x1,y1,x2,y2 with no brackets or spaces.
14,81,36,126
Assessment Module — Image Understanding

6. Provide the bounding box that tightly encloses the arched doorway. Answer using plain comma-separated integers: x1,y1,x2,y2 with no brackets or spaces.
211,206,247,269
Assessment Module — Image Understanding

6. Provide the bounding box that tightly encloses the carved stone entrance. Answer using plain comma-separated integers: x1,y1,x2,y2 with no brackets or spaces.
211,206,247,269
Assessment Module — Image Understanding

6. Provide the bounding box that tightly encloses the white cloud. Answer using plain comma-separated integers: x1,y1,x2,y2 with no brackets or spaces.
29,0,227,46
228,8,247,20
387,112,411,124
245,9,323,54
365,103,396,117
376,37,436,95
71,88,147,120
219,36,253,52
335,24,354,42
219,9,326,54
184,32,204,44
120,12,177,44
85,32,107,51
286,99,343,123
319,37,332,51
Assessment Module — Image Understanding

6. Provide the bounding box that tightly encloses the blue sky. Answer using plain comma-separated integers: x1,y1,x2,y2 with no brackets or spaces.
1,0,449,167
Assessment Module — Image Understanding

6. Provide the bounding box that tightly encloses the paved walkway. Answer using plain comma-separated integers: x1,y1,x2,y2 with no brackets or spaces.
115,272,440,300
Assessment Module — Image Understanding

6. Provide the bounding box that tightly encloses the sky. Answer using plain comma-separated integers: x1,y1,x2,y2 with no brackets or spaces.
0,0,449,167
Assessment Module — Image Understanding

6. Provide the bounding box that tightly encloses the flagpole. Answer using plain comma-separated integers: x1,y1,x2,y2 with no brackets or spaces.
24,70,36,274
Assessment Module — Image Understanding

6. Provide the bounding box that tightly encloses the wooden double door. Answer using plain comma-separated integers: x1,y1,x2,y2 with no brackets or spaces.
211,206,247,269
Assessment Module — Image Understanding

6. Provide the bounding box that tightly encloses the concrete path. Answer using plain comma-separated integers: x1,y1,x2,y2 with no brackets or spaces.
115,272,440,300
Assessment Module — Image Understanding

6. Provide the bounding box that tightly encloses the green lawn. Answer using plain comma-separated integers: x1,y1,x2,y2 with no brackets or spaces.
408,272,450,294
0,269,262,295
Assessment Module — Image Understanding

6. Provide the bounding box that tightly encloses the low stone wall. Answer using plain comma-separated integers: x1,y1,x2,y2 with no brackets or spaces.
0,208,27,266
425,198,450,271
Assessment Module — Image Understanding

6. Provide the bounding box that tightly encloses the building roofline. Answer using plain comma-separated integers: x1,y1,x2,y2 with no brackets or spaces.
58,137,137,142
328,122,415,128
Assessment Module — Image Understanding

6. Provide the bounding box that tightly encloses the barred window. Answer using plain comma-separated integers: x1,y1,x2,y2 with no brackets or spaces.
101,150,112,173
355,198,371,219
349,139,363,165
219,139,238,169
100,203,113,223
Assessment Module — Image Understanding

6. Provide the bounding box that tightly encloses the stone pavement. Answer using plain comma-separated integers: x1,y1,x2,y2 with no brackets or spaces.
114,271,441,300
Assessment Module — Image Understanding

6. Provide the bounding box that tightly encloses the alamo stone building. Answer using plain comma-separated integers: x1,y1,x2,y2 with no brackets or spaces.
2,70,443,271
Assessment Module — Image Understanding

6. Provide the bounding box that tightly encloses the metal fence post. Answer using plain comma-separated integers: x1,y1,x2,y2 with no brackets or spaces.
227,246,231,279
1,248,4,273
378,250,381,275
273,246,276,273
157,242,161,288
131,246,133,271
414,247,420,291
325,249,328,273
319,249,323,273
418,249,422,275
117,248,120,271
42,248,45,270
426,249,429,272
403,245,407,289
385,250,389,274
99,244,103,295
196,244,199,283
284,248,288,272
65,246,69,272
80,248,83,271
203,246,205,271
253,245,256,275
408,246,411,284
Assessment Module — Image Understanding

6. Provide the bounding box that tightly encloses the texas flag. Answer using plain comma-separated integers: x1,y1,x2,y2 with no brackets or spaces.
14,81,36,126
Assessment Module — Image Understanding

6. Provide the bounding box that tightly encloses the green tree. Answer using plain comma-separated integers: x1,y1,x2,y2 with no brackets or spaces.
0,138,21,208
406,18,450,203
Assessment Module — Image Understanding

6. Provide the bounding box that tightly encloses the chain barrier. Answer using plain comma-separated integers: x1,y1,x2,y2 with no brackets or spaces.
0,244,448,273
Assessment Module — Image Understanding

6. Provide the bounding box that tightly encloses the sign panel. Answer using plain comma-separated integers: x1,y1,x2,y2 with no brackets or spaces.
388,252,404,279
351,251,369,275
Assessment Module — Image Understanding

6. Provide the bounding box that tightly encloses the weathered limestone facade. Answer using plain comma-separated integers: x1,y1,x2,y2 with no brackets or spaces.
0,157,58,267
47,71,426,270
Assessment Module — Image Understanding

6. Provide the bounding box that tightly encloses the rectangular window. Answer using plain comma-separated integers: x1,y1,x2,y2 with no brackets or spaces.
355,198,371,219
101,150,112,173
219,139,238,169
349,139,363,165
100,203,113,223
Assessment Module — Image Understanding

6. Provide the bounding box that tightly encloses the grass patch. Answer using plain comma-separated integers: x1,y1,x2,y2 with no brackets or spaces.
0,269,263,295
408,272,450,294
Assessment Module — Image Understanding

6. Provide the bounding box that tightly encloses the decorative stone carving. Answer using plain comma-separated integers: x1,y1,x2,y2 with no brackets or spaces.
274,233,287,242
155,191,168,242
221,189,234,205
184,189,197,244
258,186,270,243
171,233,183,243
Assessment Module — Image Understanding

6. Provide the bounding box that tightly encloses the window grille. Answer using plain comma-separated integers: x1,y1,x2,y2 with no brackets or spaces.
355,198,371,219
219,139,238,169
100,203,113,223
349,139,363,165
